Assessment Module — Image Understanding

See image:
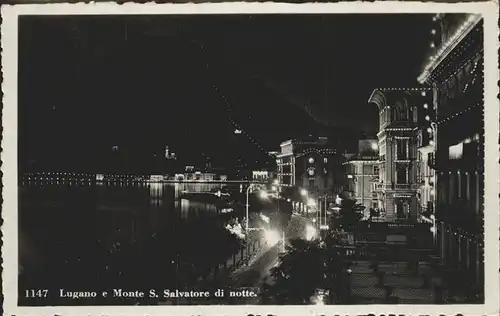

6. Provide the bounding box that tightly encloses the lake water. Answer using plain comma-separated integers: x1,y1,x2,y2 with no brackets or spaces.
18,181,245,305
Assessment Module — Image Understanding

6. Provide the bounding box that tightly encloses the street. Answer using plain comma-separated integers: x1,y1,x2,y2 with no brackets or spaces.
227,214,315,304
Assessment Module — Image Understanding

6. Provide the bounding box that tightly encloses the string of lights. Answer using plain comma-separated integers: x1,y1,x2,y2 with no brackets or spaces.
435,102,482,125
428,35,483,83
418,14,482,83
441,50,483,85
440,220,484,245
193,41,269,156
294,148,338,159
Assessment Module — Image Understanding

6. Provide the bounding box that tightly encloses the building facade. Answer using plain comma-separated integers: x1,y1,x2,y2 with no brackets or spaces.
276,137,346,199
252,170,270,182
416,134,436,221
344,139,379,219
368,88,433,223
417,13,484,295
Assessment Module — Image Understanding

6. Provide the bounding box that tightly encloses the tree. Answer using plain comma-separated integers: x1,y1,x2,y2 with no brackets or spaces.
263,238,324,304
262,230,353,305
323,244,352,304
330,199,365,231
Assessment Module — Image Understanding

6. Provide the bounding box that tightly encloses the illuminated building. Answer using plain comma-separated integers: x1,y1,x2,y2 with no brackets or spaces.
252,170,270,182
184,172,215,181
416,130,436,223
165,145,177,160
368,88,433,222
343,139,379,219
276,136,345,198
418,13,484,294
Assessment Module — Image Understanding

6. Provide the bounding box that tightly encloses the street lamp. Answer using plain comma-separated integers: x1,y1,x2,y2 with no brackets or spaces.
264,229,280,246
300,188,308,197
305,224,317,241
259,190,269,199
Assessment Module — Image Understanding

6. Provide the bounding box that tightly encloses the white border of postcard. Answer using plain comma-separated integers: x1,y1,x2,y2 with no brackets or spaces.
2,2,499,316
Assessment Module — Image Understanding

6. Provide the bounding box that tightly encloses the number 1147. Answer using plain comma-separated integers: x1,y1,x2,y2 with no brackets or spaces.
25,289,48,298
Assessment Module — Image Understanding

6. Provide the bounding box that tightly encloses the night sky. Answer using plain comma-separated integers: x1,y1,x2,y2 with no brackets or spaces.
18,14,435,172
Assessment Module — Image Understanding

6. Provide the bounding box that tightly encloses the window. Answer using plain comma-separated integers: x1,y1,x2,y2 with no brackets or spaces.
396,139,408,160
396,165,408,184
323,157,328,164
373,166,379,175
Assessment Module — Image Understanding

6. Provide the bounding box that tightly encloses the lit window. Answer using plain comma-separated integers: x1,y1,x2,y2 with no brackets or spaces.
308,157,315,164
323,157,328,164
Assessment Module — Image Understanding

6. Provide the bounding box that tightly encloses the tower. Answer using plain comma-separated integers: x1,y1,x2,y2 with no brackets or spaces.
368,88,433,222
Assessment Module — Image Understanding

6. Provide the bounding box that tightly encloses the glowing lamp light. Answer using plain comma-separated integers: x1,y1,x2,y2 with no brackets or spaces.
421,91,427,97
264,230,280,246
371,142,379,151
234,129,242,134
300,189,308,196
305,225,317,241
430,42,435,48
335,195,343,205
425,115,430,121
307,198,316,207
429,140,435,146
431,29,436,35
259,191,268,199
260,214,270,224
286,198,291,202
273,179,279,186
313,294,324,306
427,127,433,133
423,103,429,109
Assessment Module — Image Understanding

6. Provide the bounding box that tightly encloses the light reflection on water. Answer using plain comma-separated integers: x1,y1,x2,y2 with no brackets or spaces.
19,181,236,270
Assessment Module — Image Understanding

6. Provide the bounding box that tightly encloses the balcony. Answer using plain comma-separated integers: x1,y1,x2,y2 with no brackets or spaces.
394,183,419,190
427,153,436,169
